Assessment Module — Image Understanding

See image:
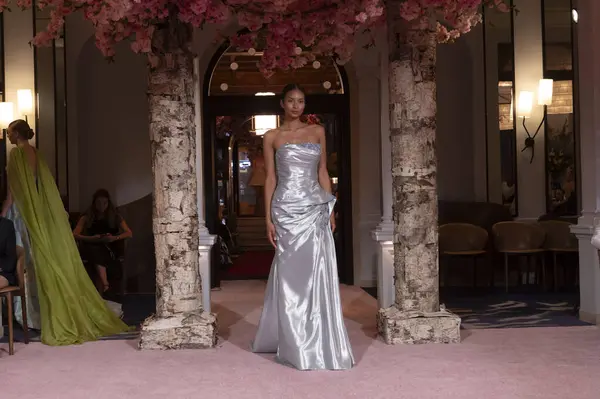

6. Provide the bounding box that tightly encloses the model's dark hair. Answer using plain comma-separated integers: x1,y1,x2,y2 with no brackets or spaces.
281,83,305,100
8,119,34,140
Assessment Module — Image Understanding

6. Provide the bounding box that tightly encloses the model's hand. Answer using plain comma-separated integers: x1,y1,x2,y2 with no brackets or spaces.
98,235,112,243
330,214,336,233
266,222,277,248
107,235,119,242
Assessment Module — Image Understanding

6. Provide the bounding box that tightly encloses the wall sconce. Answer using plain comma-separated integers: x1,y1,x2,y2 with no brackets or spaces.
517,79,553,164
0,102,15,130
17,89,34,122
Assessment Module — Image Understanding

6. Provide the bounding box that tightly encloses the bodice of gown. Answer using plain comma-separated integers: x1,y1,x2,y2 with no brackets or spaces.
272,143,334,208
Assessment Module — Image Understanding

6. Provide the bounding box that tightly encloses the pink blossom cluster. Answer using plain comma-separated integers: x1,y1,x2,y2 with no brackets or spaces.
0,0,508,73
229,0,385,75
398,0,510,42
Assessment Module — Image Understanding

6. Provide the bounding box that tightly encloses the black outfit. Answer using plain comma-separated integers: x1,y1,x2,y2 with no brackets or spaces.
0,217,17,286
80,217,122,277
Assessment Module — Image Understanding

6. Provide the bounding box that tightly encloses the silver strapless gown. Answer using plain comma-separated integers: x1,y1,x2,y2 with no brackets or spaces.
251,143,355,370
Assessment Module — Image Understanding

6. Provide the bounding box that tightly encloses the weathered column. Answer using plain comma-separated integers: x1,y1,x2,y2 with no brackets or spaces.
372,30,395,309
571,0,600,325
376,9,461,344
139,19,217,349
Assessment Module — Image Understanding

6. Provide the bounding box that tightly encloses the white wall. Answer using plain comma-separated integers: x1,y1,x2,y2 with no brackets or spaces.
481,1,550,219
483,10,511,206
437,36,479,201
65,14,92,210
348,41,382,286
3,9,35,145
76,38,150,207
514,0,546,219
66,14,151,209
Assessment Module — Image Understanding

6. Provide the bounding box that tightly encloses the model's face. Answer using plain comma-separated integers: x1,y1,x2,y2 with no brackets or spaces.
7,126,17,145
281,89,305,119
95,197,109,213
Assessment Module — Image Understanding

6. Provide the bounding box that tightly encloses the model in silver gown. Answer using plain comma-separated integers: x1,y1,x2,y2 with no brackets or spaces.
251,142,355,371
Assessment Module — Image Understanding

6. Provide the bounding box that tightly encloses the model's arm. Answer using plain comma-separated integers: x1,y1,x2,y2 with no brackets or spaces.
263,130,278,247
317,125,332,194
73,216,100,242
1,152,14,217
114,218,133,241
317,126,336,232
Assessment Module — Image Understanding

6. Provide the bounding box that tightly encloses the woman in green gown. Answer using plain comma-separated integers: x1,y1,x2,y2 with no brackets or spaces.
1,119,130,346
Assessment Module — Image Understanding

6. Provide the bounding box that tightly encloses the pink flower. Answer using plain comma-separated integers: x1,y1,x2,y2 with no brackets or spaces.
356,12,368,23
1,0,510,76
399,1,421,21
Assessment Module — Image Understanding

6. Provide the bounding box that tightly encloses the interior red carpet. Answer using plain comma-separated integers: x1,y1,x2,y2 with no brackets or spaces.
223,250,274,280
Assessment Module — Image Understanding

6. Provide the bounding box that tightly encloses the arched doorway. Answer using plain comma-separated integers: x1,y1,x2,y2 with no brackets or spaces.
202,43,354,286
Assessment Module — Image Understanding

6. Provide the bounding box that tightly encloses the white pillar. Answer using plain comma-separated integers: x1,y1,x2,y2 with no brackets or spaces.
513,0,546,219
350,57,382,287
571,0,600,325
371,34,395,309
194,57,216,313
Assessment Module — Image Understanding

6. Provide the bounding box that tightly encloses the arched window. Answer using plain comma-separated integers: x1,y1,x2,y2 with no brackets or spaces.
207,46,345,96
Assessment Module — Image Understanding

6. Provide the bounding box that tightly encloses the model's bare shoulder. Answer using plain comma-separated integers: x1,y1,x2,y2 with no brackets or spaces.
311,123,326,138
263,129,278,144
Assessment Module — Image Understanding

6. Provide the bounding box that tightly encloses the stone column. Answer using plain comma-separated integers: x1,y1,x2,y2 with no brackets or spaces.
571,0,600,325
376,9,461,344
139,21,217,349
371,32,395,309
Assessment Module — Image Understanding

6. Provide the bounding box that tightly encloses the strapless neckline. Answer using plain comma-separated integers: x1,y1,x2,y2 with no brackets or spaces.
276,142,321,152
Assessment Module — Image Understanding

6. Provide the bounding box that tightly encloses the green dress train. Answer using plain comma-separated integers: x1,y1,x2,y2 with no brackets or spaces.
7,147,131,345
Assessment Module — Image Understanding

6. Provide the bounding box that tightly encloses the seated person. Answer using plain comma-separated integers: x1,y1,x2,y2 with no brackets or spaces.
0,217,17,289
73,189,132,294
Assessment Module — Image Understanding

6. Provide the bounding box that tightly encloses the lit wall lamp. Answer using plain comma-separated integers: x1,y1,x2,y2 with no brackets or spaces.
517,79,553,164
17,89,33,122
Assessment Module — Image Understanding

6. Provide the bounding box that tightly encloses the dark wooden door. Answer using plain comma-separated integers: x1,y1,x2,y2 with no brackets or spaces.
203,95,354,285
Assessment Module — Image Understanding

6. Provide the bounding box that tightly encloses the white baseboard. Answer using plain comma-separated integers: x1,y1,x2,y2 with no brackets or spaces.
359,279,376,288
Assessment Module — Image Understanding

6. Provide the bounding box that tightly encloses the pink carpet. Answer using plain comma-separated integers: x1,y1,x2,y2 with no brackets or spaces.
3,281,600,399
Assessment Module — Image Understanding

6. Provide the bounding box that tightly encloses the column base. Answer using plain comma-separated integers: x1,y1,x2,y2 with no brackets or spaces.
377,305,461,345
579,310,600,325
371,220,395,309
139,311,218,350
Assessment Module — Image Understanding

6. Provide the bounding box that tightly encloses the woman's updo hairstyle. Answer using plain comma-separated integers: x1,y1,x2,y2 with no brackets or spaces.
9,119,35,140
281,83,305,100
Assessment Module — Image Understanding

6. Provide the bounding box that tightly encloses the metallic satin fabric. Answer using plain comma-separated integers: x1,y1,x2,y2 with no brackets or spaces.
251,143,355,371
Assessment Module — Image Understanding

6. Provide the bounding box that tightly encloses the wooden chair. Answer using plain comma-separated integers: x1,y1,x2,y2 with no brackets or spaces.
0,246,30,355
439,223,489,287
492,221,546,292
538,220,578,291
